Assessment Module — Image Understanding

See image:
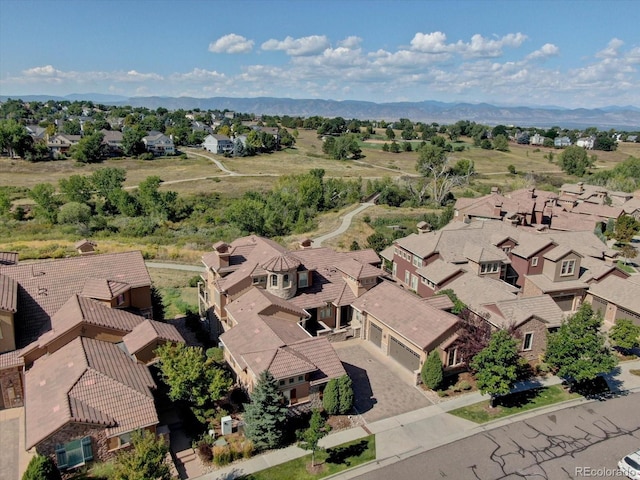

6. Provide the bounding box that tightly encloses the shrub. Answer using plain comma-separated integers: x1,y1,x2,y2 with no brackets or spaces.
197,443,213,463
323,378,340,414
188,275,201,287
212,445,232,466
338,375,354,414
458,380,472,391
22,455,62,480
437,390,449,397
421,350,444,390
242,440,254,459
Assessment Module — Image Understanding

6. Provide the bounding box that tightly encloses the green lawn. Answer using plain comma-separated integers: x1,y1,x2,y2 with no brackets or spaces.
448,385,580,424
241,435,375,480
616,260,637,274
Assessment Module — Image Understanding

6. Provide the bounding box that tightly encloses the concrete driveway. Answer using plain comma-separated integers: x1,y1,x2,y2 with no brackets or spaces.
0,407,33,480
333,340,432,423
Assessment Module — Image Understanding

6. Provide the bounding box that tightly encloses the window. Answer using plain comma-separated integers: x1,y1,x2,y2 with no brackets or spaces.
392,262,397,278
561,259,576,276
447,348,458,367
289,378,294,384
298,271,309,288
116,293,125,306
279,379,285,386
56,436,93,470
298,375,304,382
283,274,291,288
319,305,332,319
523,332,534,351
271,275,278,287
404,271,410,284
502,246,511,254
531,257,538,267
413,255,422,267
480,262,500,274
411,274,418,291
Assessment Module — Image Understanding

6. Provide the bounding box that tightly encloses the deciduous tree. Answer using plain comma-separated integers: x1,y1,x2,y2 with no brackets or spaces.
609,318,640,352
22,455,61,480
416,144,474,205
559,145,594,176
545,303,617,385
299,409,330,467
29,183,60,223
111,429,171,480
470,329,520,406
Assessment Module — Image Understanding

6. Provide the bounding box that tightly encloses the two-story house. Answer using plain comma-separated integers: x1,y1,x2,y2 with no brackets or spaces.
142,131,175,156
203,134,234,154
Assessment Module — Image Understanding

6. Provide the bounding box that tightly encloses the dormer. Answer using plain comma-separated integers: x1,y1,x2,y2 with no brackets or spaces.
542,246,583,282
335,259,380,297
81,278,132,308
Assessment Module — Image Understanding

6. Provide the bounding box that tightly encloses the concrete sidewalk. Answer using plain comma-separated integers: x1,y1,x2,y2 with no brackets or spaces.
200,359,640,480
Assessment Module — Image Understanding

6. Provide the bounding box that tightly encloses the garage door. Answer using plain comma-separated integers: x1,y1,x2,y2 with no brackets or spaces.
369,322,382,348
591,297,607,316
389,336,420,372
553,295,574,311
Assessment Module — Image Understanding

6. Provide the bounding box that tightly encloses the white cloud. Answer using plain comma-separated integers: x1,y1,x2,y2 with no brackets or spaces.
596,38,624,58
338,36,362,49
170,68,226,81
208,34,254,54
463,33,527,58
526,43,560,60
410,31,450,53
261,35,329,56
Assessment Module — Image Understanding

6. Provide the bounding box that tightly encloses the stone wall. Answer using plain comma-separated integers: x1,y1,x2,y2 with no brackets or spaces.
36,424,111,468
0,367,23,409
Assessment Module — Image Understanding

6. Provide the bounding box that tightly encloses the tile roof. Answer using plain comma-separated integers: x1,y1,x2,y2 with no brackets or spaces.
81,278,130,300
588,276,640,314
352,281,459,350
543,245,581,261
0,252,18,266
0,251,151,347
122,319,185,355
422,295,455,311
0,274,18,312
482,295,565,329
415,260,463,285
288,337,346,386
572,202,623,219
443,272,518,313
334,258,380,280
261,254,302,273
523,274,589,293
25,337,157,449
0,349,24,369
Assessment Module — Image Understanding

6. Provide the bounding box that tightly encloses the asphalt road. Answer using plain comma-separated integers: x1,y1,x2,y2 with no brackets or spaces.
357,392,640,480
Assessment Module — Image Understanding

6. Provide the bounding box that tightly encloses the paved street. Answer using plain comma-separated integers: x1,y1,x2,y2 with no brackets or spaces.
357,392,640,480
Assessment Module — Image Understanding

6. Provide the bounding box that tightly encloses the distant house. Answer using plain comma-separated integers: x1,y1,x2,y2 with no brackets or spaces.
576,136,596,149
529,133,546,146
554,136,571,148
142,131,175,156
202,134,234,154
47,134,81,156
100,129,123,156
192,121,214,135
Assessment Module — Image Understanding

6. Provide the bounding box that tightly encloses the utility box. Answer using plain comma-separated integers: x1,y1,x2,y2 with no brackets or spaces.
221,415,233,435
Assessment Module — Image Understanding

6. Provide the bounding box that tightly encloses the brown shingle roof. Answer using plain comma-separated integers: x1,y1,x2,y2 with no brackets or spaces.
0,251,151,347
352,281,459,350
261,254,302,273
25,337,157,449
123,319,185,355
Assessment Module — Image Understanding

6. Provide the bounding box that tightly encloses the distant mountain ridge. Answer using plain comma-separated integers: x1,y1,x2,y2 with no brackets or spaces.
2,94,639,129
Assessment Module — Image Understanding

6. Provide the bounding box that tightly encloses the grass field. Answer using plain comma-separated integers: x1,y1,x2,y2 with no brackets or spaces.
147,267,200,319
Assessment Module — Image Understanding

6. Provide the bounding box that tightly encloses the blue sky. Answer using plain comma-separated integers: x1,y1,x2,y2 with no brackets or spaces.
1,0,638,108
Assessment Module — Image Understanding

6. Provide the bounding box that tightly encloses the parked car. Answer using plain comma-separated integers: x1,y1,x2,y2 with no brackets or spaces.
619,450,640,479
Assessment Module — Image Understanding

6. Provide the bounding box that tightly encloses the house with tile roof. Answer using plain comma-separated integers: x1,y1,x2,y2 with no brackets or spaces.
0,251,184,468
198,235,380,401
586,275,640,327
351,281,461,383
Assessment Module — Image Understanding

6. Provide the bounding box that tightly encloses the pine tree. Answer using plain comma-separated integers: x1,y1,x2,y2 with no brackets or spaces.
243,371,288,451
421,350,444,390
22,455,61,480
322,378,340,414
337,375,354,414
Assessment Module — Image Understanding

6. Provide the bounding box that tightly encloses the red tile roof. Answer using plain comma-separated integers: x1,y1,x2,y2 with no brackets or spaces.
0,251,151,347
25,337,157,449
123,319,185,355
81,278,130,301
0,274,18,313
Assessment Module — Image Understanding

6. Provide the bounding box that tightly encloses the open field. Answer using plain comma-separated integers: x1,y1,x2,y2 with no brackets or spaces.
147,267,199,319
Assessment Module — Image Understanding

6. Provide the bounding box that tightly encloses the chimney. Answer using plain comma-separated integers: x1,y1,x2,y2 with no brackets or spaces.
299,238,313,249
417,221,431,234
493,201,503,217
491,186,500,194
577,182,584,193
212,241,230,268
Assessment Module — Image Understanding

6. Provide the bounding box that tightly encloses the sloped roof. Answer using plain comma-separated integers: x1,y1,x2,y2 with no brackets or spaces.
523,274,589,293
25,337,157,449
0,251,151,347
261,254,302,273
543,245,582,262
482,295,565,329
443,272,518,313
334,258,381,280
588,276,640,315
415,260,463,285
572,202,623,219
352,281,459,350
288,337,346,386
81,278,130,301
422,294,455,311
0,274,18,313
0,252,18,266
122,319,185,355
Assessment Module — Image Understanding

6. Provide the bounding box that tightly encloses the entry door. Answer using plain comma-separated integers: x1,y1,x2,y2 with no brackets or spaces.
369,323,382,348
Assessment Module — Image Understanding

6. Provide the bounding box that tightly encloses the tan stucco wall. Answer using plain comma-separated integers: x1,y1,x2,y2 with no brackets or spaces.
0,310,15,353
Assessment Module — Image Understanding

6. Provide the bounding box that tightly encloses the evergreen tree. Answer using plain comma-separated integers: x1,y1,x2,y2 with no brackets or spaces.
22,455,62,480
243,371,288,451
322,378,340,414
337,375,354,414
421,350,444,390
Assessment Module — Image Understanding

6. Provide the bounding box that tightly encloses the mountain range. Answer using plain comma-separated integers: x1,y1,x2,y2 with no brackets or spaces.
2,94,639,130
